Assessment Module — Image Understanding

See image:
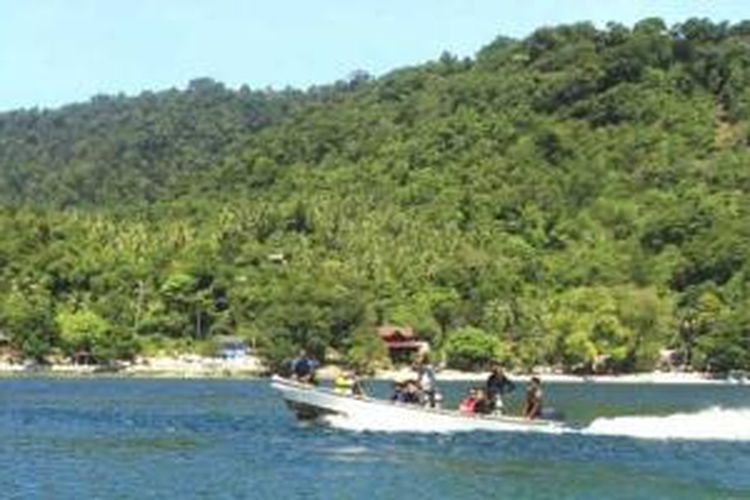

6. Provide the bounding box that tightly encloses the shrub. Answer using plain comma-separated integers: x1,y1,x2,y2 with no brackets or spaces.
445,327,501,371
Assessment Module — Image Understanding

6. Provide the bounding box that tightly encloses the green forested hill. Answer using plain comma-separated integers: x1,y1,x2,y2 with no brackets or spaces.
0,78,313,205
1,18,750,373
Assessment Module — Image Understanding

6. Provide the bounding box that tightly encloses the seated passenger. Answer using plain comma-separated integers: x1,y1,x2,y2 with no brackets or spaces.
391,381,406,402
459,388,478,413
333,370,355,395
334,370,366,397
351,376,366,397
401,380,422,404
473,388,492,415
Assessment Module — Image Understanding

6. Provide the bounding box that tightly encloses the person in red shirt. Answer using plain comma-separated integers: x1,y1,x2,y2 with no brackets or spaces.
459,387,479,413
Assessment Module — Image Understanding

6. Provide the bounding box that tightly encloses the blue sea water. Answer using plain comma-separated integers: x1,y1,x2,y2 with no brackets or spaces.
0,378,748,499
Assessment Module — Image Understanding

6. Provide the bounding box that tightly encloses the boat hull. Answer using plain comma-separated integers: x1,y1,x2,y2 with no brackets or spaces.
271,376,563,433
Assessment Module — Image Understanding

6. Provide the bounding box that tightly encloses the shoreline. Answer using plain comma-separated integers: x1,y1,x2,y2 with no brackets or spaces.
0,355,267,379
0,357,745,385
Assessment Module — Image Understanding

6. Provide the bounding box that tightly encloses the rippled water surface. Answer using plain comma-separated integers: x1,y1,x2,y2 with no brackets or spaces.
0,378,748,499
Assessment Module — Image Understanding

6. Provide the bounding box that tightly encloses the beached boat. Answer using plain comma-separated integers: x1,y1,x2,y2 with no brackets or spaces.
271,375,565,433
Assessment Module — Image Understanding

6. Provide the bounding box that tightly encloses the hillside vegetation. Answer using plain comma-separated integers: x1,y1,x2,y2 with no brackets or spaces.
1,18,750,373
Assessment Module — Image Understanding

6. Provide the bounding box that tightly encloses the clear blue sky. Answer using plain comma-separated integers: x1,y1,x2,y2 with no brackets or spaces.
0,0,747,111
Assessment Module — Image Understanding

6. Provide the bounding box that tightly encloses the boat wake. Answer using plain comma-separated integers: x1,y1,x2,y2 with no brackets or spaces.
581,406,750,441
324,406,750,441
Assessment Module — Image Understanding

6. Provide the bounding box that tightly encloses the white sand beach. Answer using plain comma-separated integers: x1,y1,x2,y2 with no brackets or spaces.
0,354,267,378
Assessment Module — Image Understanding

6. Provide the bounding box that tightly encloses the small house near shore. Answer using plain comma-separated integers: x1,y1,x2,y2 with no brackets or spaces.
215,336,249,360
377,325,428,364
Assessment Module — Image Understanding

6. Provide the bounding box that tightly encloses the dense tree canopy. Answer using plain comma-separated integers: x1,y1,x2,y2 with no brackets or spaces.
1,18,750,373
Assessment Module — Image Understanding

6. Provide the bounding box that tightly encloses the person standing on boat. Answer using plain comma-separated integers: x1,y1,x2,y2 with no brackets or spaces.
486,362,515,414
523,376,544,420
291,349,318,384
414,355,438,408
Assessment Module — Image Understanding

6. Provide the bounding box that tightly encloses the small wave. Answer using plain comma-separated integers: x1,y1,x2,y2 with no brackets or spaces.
581,407,750,441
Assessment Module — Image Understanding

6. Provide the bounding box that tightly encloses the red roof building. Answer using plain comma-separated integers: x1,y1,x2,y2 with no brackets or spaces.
377,326,428,362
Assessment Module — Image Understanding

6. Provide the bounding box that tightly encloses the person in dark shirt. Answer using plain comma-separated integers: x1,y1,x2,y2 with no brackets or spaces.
486,362,515,413
291,349,318,384
524,377,544,420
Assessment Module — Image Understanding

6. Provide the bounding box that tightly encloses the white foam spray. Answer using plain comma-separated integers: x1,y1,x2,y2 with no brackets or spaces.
581,406,750,441
323,407,750,441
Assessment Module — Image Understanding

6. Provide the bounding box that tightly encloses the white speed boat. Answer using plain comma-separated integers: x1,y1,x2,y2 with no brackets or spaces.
271,376,565,433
